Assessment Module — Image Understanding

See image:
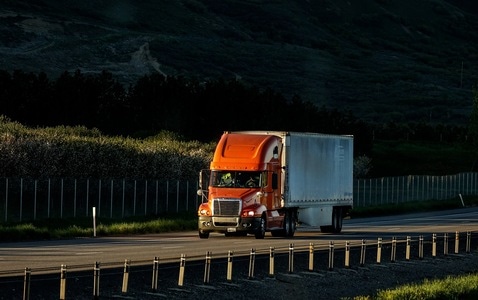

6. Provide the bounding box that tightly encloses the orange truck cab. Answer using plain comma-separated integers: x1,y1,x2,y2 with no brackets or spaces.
197,131,353,239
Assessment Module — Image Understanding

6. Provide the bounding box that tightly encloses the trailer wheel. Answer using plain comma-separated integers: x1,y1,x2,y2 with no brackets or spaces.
332,207,343,233
284,210,296,237
320,207,343,233
199,230,210,239
255,216,266,239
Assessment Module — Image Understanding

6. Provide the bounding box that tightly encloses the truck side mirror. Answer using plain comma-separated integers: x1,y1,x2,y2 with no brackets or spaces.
272,173,278,189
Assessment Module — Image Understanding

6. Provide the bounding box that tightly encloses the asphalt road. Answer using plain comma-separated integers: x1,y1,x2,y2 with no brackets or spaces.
1,207,478,277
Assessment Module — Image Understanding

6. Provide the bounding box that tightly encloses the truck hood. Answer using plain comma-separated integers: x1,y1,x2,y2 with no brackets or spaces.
209,188,261,206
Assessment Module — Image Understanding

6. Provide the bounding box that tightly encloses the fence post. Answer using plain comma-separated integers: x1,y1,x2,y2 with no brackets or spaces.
455,231,460,254
466,231,471,253
110,180,113,218
122,259,130,293
227,251,234,282
391,237,397,262
60,178,63,219
328,241,334,271
145,180,148,216
152,257,159,292
4,178,8,222
176,180,180,213
48,179,51,218
419,235,424,259
86,179,89,217
288,243,294,273
248,249,256,279
178,254,186,287
20,178,23,222
122,179,125,218
345,241,350,268
23,267,31,300
376,238,382,264
360,239,367,267
444,233,449,256
93,262,100,300
98,179,101,217
308,243,314,271
73,179,76,218
34,180,37,220
269,247,275,277
203,251,211,284
60,264,67,300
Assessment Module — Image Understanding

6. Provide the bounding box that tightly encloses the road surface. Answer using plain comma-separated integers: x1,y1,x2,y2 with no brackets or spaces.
1,207,477,276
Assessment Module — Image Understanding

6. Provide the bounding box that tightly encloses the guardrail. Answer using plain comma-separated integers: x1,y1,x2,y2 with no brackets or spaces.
1,172,477,222
1,230,475,299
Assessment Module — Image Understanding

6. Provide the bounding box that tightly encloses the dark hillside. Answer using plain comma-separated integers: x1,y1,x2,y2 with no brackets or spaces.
1,0,478,125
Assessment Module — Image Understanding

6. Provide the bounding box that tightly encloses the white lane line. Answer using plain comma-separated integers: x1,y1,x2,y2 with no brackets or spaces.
75,252,103,255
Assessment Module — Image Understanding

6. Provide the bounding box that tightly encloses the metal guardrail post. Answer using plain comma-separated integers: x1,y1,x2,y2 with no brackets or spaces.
466,231,471,253
203,251,212,284
269,247,275,277
444,233,449,256
248,249,256,279
60,264,67,300
328,241,334,271
308,243,314,272
376,238,382,264
360,239,367,267
93,262,100,300
122,259,130,293
227,251,234,282
178,254,186,287
345,241,350,268
455,231,460,254
406,236,411,260
23,267,31,300
151,257,159,292
288,243,294,273
419,235,424,259
391,237,397,262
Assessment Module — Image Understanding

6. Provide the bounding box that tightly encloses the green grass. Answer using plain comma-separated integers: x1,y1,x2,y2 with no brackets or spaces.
349,273,478,300
0,213,197,242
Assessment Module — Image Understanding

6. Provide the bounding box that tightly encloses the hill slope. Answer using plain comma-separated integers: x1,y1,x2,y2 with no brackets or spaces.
1,0,478,125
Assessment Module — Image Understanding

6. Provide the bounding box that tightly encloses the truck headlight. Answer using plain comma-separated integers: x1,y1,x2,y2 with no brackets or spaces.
199,209,210,216
242,211,255,217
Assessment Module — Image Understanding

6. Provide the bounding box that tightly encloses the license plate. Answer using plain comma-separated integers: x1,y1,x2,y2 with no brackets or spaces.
227,228,236,232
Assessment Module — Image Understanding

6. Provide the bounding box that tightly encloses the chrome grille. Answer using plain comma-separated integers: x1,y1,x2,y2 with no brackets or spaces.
212,198,241,216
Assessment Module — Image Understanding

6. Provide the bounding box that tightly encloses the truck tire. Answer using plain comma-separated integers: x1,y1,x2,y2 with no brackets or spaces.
320,207,343,233
285,210,296,237
199,230,210,239
332,207,343,233
254,216,266,239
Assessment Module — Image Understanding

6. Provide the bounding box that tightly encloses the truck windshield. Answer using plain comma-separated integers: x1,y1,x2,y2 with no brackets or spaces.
211,171,262,188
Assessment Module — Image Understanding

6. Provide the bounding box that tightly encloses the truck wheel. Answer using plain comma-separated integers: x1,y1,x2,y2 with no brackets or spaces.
320,208,343,233
284,210,296,237
199,230,210,239
332,207,343,233
254,216,266,239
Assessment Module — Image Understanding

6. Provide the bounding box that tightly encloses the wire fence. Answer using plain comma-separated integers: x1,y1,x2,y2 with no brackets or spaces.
0,178,199,223
1,172,477,222
354,172,478,207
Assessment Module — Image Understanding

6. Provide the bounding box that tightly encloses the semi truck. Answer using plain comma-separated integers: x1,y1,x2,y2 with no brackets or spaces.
197,131,353,239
